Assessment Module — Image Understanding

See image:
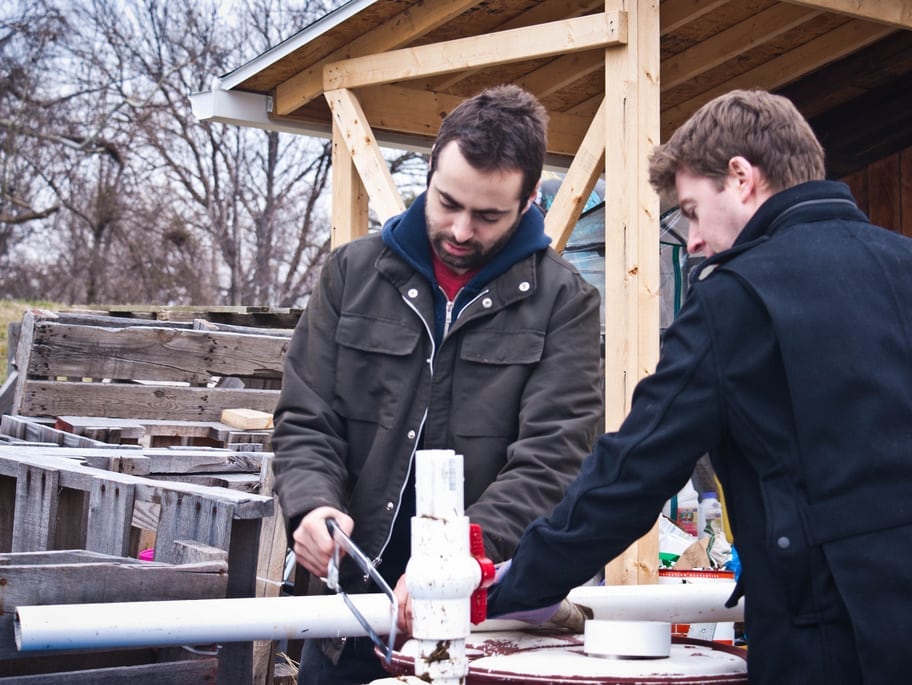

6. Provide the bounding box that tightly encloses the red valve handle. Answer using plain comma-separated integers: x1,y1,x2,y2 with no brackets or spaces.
469,523,495,624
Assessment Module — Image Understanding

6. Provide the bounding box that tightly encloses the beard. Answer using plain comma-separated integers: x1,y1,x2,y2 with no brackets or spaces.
427,212,523,272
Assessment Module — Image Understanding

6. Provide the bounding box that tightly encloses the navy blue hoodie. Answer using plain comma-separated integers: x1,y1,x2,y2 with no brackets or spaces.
381,191,551,343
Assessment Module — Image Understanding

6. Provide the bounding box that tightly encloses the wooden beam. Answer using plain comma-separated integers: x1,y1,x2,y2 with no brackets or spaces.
274,0,479,115
662,19,896,138
602,0,661,587
422,0,606,92
323,12,628,91
331,124,369,248
784,0,912,29
544,98,606,251
353,85,593,158
566,93,604,117
324,88,405,226
661,4,821,91
517,50,606,100
660,0,730,35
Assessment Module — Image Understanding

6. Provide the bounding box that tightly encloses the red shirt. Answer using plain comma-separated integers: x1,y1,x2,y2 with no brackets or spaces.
431,248,480,300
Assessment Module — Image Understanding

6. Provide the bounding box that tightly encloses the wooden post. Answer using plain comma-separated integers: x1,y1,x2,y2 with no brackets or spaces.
544,97,608,251
602,0,661,586
331,123,370,248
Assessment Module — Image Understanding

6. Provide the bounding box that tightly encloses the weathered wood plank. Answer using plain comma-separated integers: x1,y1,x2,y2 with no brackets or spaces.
154,491,234,563
11,463,59,552
193,318,294,337
0,473,15,552
26,321,287,383
0,657,219,684
55,416,146,442
1,415,114,448
85,477,135,556
46,310,196,329
154,473,262,492
143,450,264,475
0,448,274,519
17,383,279,421
12,311,39,419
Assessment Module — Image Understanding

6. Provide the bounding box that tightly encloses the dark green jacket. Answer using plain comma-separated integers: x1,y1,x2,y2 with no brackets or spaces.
273,195,603,589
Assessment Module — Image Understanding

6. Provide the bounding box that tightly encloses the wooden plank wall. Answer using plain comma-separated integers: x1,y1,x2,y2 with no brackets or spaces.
841,146,912,238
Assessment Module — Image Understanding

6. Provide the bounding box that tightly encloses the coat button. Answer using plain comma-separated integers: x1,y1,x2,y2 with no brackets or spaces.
482,297,493,308
777,536,791,549
407,430,416,440
407,288,419,298
518,281,530,292
386,501,394,511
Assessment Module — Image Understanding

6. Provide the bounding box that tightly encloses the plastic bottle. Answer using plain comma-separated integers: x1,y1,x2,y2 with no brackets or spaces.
662,479,699,538
698,492,724,539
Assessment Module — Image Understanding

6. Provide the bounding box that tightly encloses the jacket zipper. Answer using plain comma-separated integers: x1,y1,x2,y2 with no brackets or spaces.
372,285,491,569
444,288,489,337
372,293,436,570
443,297,455,337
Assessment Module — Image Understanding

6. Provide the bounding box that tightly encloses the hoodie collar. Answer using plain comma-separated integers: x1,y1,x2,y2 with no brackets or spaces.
381,191,551,293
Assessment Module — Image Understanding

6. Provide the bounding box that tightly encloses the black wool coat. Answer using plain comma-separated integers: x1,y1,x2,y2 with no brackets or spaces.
488,180,912,685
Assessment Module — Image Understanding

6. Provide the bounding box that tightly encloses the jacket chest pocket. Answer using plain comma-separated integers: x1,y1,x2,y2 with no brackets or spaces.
333,313,422,428
452,328,544,437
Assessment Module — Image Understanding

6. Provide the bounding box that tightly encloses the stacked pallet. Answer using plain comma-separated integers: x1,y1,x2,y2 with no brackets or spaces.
0,308,296,684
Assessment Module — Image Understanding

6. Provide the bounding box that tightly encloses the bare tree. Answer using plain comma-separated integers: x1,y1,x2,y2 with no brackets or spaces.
0,0,425,307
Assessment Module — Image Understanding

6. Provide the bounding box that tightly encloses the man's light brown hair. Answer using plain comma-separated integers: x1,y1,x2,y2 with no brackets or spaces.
648,89,825,197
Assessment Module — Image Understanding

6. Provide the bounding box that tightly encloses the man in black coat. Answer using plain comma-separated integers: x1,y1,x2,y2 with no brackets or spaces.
487,88,912,684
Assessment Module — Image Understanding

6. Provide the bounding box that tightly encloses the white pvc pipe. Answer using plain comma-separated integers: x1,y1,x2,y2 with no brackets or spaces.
568,582,743,623
16,593,393,652
471,582,744,633
16,580,743,653
407,449,475,685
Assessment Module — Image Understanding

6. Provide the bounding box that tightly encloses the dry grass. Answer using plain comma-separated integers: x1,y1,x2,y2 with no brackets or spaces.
0,299,59,384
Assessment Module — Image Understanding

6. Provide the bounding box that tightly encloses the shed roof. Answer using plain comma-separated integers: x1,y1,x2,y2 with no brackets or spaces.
192,0,912,177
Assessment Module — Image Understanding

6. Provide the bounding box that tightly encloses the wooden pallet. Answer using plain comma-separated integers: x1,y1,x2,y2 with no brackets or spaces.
2,310,294,683
0,448,274,684
53,415,273,452
0,550,225,683
11,310,288,421
65,304,302,329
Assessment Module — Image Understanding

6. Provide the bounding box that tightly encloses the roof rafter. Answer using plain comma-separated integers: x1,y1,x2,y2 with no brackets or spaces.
663,18,896,137
662,3,822,91
784,0,912,29
517,50,606,100
659,0,730,35
275,0,479,116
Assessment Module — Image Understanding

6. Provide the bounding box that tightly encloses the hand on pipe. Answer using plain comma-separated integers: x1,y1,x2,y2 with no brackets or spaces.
490,560,592,633
393,574,412,635
292,506,354,577
493,599,593,633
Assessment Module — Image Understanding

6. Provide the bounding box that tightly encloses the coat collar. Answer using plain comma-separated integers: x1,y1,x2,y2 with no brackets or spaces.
693,180,866,281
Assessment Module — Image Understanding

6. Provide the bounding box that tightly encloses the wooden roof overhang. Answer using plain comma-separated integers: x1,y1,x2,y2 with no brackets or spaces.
190,0,912,584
